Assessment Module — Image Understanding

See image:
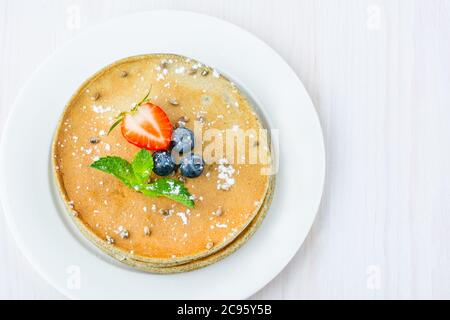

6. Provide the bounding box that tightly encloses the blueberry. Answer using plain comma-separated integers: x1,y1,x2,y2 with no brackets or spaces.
172,127,194,154
180,154,205,178
152,151,176,176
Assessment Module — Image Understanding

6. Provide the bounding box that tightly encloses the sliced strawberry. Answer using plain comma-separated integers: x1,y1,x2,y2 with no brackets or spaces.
120,102,172,151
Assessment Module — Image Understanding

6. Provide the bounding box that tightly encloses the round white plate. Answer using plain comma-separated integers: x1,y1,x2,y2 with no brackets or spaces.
0,11,324,299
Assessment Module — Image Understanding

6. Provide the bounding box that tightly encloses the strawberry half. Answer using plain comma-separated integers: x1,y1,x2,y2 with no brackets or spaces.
108,92,172,151
121,102,172,151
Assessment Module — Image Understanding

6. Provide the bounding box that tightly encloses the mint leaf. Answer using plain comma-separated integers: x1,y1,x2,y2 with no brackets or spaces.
142,178,195,208
132,149,153,184
90,150,194,208
90,156,137,187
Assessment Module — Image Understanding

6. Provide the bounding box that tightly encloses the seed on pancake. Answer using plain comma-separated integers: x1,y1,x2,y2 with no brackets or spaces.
201,69,210,76
169,98,179,106
178,175,186,183
106,235,115,245
206,242,214,250
159,209,170,216
89,137,100,144
177,116,189,128
92,92,101,101
213,206,223,217
116,225,129,239
196,115,205,124
144,226,151,236
120,70,128,78
188,68,197,75
160,60,169,69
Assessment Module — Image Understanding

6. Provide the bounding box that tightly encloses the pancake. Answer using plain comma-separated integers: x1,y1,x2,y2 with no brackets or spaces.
53,54,274,270
120,178,274,273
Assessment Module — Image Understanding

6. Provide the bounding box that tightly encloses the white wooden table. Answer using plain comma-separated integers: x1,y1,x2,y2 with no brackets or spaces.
1,0,449,300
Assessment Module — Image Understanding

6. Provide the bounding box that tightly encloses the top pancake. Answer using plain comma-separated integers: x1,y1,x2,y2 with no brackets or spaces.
53,54,272,265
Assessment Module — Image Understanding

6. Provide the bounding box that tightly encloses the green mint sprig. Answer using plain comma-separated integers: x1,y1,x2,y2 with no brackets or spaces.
90,149,194,208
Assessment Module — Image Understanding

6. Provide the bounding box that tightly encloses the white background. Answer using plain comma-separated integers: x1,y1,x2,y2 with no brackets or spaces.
0,0,449,299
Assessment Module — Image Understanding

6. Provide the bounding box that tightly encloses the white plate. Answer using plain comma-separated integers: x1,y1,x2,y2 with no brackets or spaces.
0,11,325,299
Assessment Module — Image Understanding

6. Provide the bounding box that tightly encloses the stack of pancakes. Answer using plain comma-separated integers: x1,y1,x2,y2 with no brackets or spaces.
53,54,275,273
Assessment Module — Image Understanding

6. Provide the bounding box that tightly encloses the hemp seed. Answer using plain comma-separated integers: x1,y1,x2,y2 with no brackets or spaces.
89,137,100,144
188,68,197,75
169,98,179,106
213,206,223,217
159,209,170,216
92,92,100,101
106,235,115,245
177,116,189,128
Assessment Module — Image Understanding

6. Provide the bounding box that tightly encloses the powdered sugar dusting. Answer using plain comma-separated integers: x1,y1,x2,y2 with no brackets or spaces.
177,212,188,225
92,105,112,114
217,158,236,190
175,66,186,74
